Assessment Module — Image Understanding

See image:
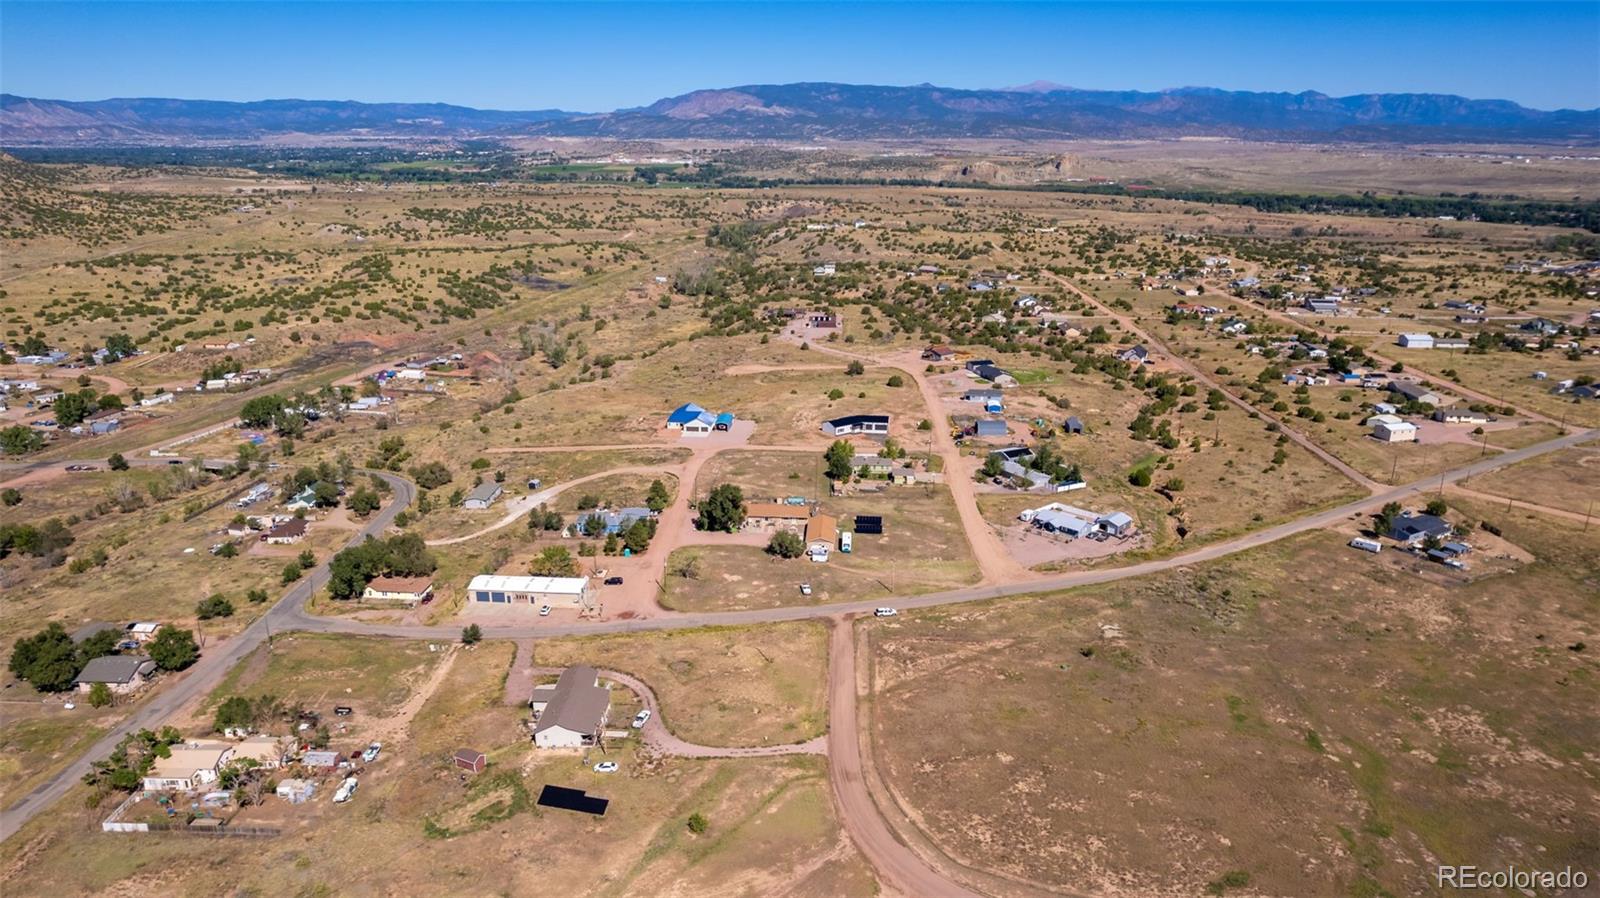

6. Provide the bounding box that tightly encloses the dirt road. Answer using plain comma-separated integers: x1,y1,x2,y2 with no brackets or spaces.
766,337,1032,585
1202,282,1561,425
827,618,981,898
1038,269,1382,493
426,464,670,546
1446,483,1597,524
903,356,1036,584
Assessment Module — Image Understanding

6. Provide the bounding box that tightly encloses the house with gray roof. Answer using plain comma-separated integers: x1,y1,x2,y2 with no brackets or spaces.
1388,512,1453,545
974,418,1009,438
532,666,612,749
75,655,156,695
1388,381,1444,407
463,480,504,510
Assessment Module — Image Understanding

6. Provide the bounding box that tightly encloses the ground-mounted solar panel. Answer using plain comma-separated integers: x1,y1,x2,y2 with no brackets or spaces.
537,784,609,816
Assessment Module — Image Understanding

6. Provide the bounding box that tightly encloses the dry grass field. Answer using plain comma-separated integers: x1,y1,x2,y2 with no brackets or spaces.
2,143,1596,898
532,622,830,747
865,501,1599,898
0,466,356,646
1467,444,1600,515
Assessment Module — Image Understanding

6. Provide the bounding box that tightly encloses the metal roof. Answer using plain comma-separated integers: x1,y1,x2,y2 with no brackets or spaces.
532,667,611,736
467,575,589,595
76,655,155,685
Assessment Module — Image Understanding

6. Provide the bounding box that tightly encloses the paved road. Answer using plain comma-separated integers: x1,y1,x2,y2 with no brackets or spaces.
279,425,1599,643
0,472,414,844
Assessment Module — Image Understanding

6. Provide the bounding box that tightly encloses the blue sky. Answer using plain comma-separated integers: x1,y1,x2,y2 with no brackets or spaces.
2,2,1597,111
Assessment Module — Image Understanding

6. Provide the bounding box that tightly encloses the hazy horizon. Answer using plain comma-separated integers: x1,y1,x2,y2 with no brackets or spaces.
3,1,1598,112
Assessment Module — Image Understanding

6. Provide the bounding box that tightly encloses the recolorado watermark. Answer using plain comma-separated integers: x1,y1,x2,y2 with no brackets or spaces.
1437,865,1589,890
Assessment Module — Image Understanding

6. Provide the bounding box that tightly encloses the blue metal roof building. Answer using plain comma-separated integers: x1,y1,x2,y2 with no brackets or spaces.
666,403,707,427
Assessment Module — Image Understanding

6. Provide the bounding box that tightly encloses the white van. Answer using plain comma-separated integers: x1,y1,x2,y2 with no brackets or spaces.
840,531,853,554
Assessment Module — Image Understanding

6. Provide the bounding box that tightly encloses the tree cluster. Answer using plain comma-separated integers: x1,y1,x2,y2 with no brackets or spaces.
696,484,746,532
327,533,437,599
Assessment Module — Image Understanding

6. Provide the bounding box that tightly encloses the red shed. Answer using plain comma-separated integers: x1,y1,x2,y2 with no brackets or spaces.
453,748,486,774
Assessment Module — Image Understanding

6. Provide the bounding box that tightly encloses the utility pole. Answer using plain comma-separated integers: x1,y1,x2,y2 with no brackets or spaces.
1585,499,1594,533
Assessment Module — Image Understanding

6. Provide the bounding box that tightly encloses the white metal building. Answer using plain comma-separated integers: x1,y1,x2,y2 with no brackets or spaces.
467,574,594,609
1371,416,1419,442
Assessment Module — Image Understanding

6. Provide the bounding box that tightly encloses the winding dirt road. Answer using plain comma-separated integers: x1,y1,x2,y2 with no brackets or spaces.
426,464,668,546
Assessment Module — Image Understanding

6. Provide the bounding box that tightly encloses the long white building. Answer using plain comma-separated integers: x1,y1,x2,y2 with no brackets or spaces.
467,574,595,610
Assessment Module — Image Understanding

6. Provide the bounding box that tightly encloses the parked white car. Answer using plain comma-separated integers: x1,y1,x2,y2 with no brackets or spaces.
593,761,619,773
539,604,552,617
631,709,651,729
799,583,812,596
873,607,898,617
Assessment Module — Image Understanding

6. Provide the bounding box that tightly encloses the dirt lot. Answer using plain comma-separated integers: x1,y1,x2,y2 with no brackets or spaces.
195,633,447,730
864,503,1599,898
1466,443,1600,516
531,622,829,747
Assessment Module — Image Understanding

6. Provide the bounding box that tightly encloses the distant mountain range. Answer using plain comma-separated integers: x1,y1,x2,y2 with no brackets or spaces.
3,83,1596,145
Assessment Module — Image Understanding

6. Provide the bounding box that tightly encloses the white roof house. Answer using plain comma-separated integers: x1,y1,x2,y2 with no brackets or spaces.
142,742,235,792
1397,333,1434,349
1373,419,1419,442
1032,509,1095,536
467,574,594,609
1097,511,1135,535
